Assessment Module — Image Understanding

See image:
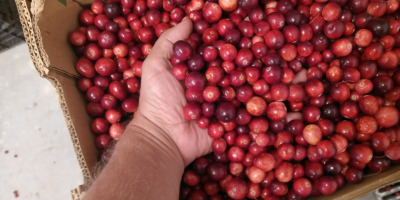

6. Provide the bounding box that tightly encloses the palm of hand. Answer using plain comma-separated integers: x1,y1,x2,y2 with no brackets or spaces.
135,20,212,165
132,19,307,166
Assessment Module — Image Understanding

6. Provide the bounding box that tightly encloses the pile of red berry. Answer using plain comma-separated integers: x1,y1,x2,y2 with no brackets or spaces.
69,0,400,199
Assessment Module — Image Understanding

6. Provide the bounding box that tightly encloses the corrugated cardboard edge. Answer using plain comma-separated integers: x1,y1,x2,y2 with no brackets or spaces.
15,0,48,76
15,0,91,186
71,185,86,200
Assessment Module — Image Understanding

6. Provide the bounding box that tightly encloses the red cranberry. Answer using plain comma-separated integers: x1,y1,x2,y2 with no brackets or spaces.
247,166,266,184
385,142,400,160
305,162,324,180
293,178,313,197
301,105,321,123
263,66,283,85
86,86,105,103
275,161,294,183
355,115,377,135
77,78,93,92
367,18,389,38
84,43,102,61
109,123,124,139
370,132,391,152
226,178,248,199
277,143,295,161
330,83,350,102
254,153,275,172
105,109,122,124
104,2,121,19
308,146,322,163
349,144,373,164
246,97,267,116
265,30,285,49
375,106,400,128
121,98,138,113
255,21,271,36
207,163,228,181
109,81,127,100
324,159,343,175
266,101,287,121
332,38,352,57
185,72,207,91
267,12,285,30
95,58,117,76
345,167,363,183
318,176,338,195
173,40,193,60
91,1,105,14
316,140,336,159
91,118,109,134
202,3,222,23
238,0,258,11
303,124,322,145
322,3,342,21
235,49,254,67
269,180,288,196
305,79,324,98
76,57,96,78
324,20,345,39
330,134,348,154
215,102,236,123
95,134,112,149
184,102,202,121
368,157,391,172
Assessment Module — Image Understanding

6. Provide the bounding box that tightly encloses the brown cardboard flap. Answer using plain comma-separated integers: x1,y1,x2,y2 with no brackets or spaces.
36,0,82,76
16,0,97,184
47,71,98,182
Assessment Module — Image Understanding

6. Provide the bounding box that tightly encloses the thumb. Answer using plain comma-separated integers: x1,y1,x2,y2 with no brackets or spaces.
147,19,193,61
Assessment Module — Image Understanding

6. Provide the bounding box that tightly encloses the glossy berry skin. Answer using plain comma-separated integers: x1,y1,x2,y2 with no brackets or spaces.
318,176,338,195
215,102,237,122
185,72,207,91
293,178,313,197
173,40,193,60
226,178,248,199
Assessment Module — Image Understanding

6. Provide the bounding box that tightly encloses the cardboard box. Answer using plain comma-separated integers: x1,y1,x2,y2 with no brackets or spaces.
14,0,400,199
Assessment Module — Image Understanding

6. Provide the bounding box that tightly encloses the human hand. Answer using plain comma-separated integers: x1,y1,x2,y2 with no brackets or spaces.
87,17,309,200
128,19,308,166
129,19,212,166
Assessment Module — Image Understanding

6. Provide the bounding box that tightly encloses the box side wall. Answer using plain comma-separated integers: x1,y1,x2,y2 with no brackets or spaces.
47,71,98,182
37,0,100,179
36,0,83,77
17,0,99,182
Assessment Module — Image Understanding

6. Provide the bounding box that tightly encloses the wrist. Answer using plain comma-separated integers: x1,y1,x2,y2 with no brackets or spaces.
120,115,185,170
84,116,185,200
